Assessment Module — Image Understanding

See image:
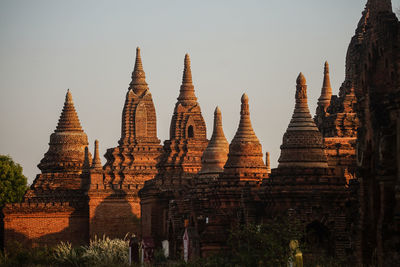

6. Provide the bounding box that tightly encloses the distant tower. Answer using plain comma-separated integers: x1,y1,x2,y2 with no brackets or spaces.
315,61,333,132
265,152,271,174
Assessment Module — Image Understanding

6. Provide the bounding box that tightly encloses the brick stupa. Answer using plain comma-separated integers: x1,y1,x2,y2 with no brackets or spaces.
278,73,329,169
222,93,267,181
4,90,91,247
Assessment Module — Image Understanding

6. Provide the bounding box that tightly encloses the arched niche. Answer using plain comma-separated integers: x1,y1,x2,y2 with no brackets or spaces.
135,102,147,137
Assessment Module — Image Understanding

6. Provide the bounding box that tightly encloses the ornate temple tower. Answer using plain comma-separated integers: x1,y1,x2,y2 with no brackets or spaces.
191,94,268,257
3,90,91,247
139,54,208,249
343,0,400,264
88,47,162,239
103,47,162,185
158,54,208,181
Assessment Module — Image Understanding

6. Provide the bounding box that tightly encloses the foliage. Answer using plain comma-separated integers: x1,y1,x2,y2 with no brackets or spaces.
174,216,303,267
0,241,53,266
53,241,84,266
0,155,28,208
82,235,129,266
52,235,129,266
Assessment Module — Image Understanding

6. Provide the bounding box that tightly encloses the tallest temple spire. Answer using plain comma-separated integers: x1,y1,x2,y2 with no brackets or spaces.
129,47,149,95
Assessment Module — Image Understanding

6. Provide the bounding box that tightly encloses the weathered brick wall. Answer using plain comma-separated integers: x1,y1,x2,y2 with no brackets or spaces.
89,192,140,239
3,207,88,248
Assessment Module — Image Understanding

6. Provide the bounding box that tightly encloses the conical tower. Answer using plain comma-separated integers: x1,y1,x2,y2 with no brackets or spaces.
317,61,332,113
278,73,328,168
38,90,90,173
199,107,229,176
158,53,208,180
222,93,267,181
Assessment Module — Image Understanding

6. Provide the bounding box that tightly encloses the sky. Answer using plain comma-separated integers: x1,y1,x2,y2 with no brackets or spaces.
1,0,400,184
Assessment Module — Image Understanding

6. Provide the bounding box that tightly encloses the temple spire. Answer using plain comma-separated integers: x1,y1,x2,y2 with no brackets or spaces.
199,106,229,175
317,61,333,112
222,94,267,180
367,0,392,13
91,140,102,169
278,73,328,168
129,47,149,95
232,93,259,142
177,54,197,104
266,152,271,174
56,90,83,132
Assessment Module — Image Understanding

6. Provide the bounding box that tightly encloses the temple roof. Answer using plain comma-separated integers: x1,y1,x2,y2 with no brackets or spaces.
278,73,329,168
231,93,259,143
222,94,267,180
199,107,229,175
177,54,198,105
55,90,83,132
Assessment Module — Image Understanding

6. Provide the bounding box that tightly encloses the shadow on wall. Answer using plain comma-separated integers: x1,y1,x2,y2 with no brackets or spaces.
90,188,140,240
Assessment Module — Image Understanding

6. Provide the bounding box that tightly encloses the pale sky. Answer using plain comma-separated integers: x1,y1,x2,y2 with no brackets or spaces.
1,0,399,184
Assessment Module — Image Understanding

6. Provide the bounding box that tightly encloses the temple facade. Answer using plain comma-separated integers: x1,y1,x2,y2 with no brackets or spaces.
2,1,399,265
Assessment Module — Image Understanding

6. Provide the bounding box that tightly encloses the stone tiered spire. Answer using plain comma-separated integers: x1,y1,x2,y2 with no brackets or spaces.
128,47,149,95
317,61,332,113
118,47,159,145
55,90,83,132
158,54,208,177
199,107,229,175
177,54,197,105
38,90,90,173
278,73,328,168
223,94,267,180
104,47,161,186
91,140,102,169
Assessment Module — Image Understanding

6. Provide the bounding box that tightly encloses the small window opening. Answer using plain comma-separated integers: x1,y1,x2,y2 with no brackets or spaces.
188,125,194,138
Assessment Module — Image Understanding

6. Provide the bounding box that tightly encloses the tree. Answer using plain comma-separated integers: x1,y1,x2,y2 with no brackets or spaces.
0,155,28,208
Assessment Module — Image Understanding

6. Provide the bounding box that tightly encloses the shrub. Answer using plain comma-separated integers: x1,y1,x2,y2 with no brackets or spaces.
82,235,129,266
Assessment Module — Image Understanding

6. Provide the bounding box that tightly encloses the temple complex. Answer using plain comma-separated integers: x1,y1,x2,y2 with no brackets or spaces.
2,1,399,265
